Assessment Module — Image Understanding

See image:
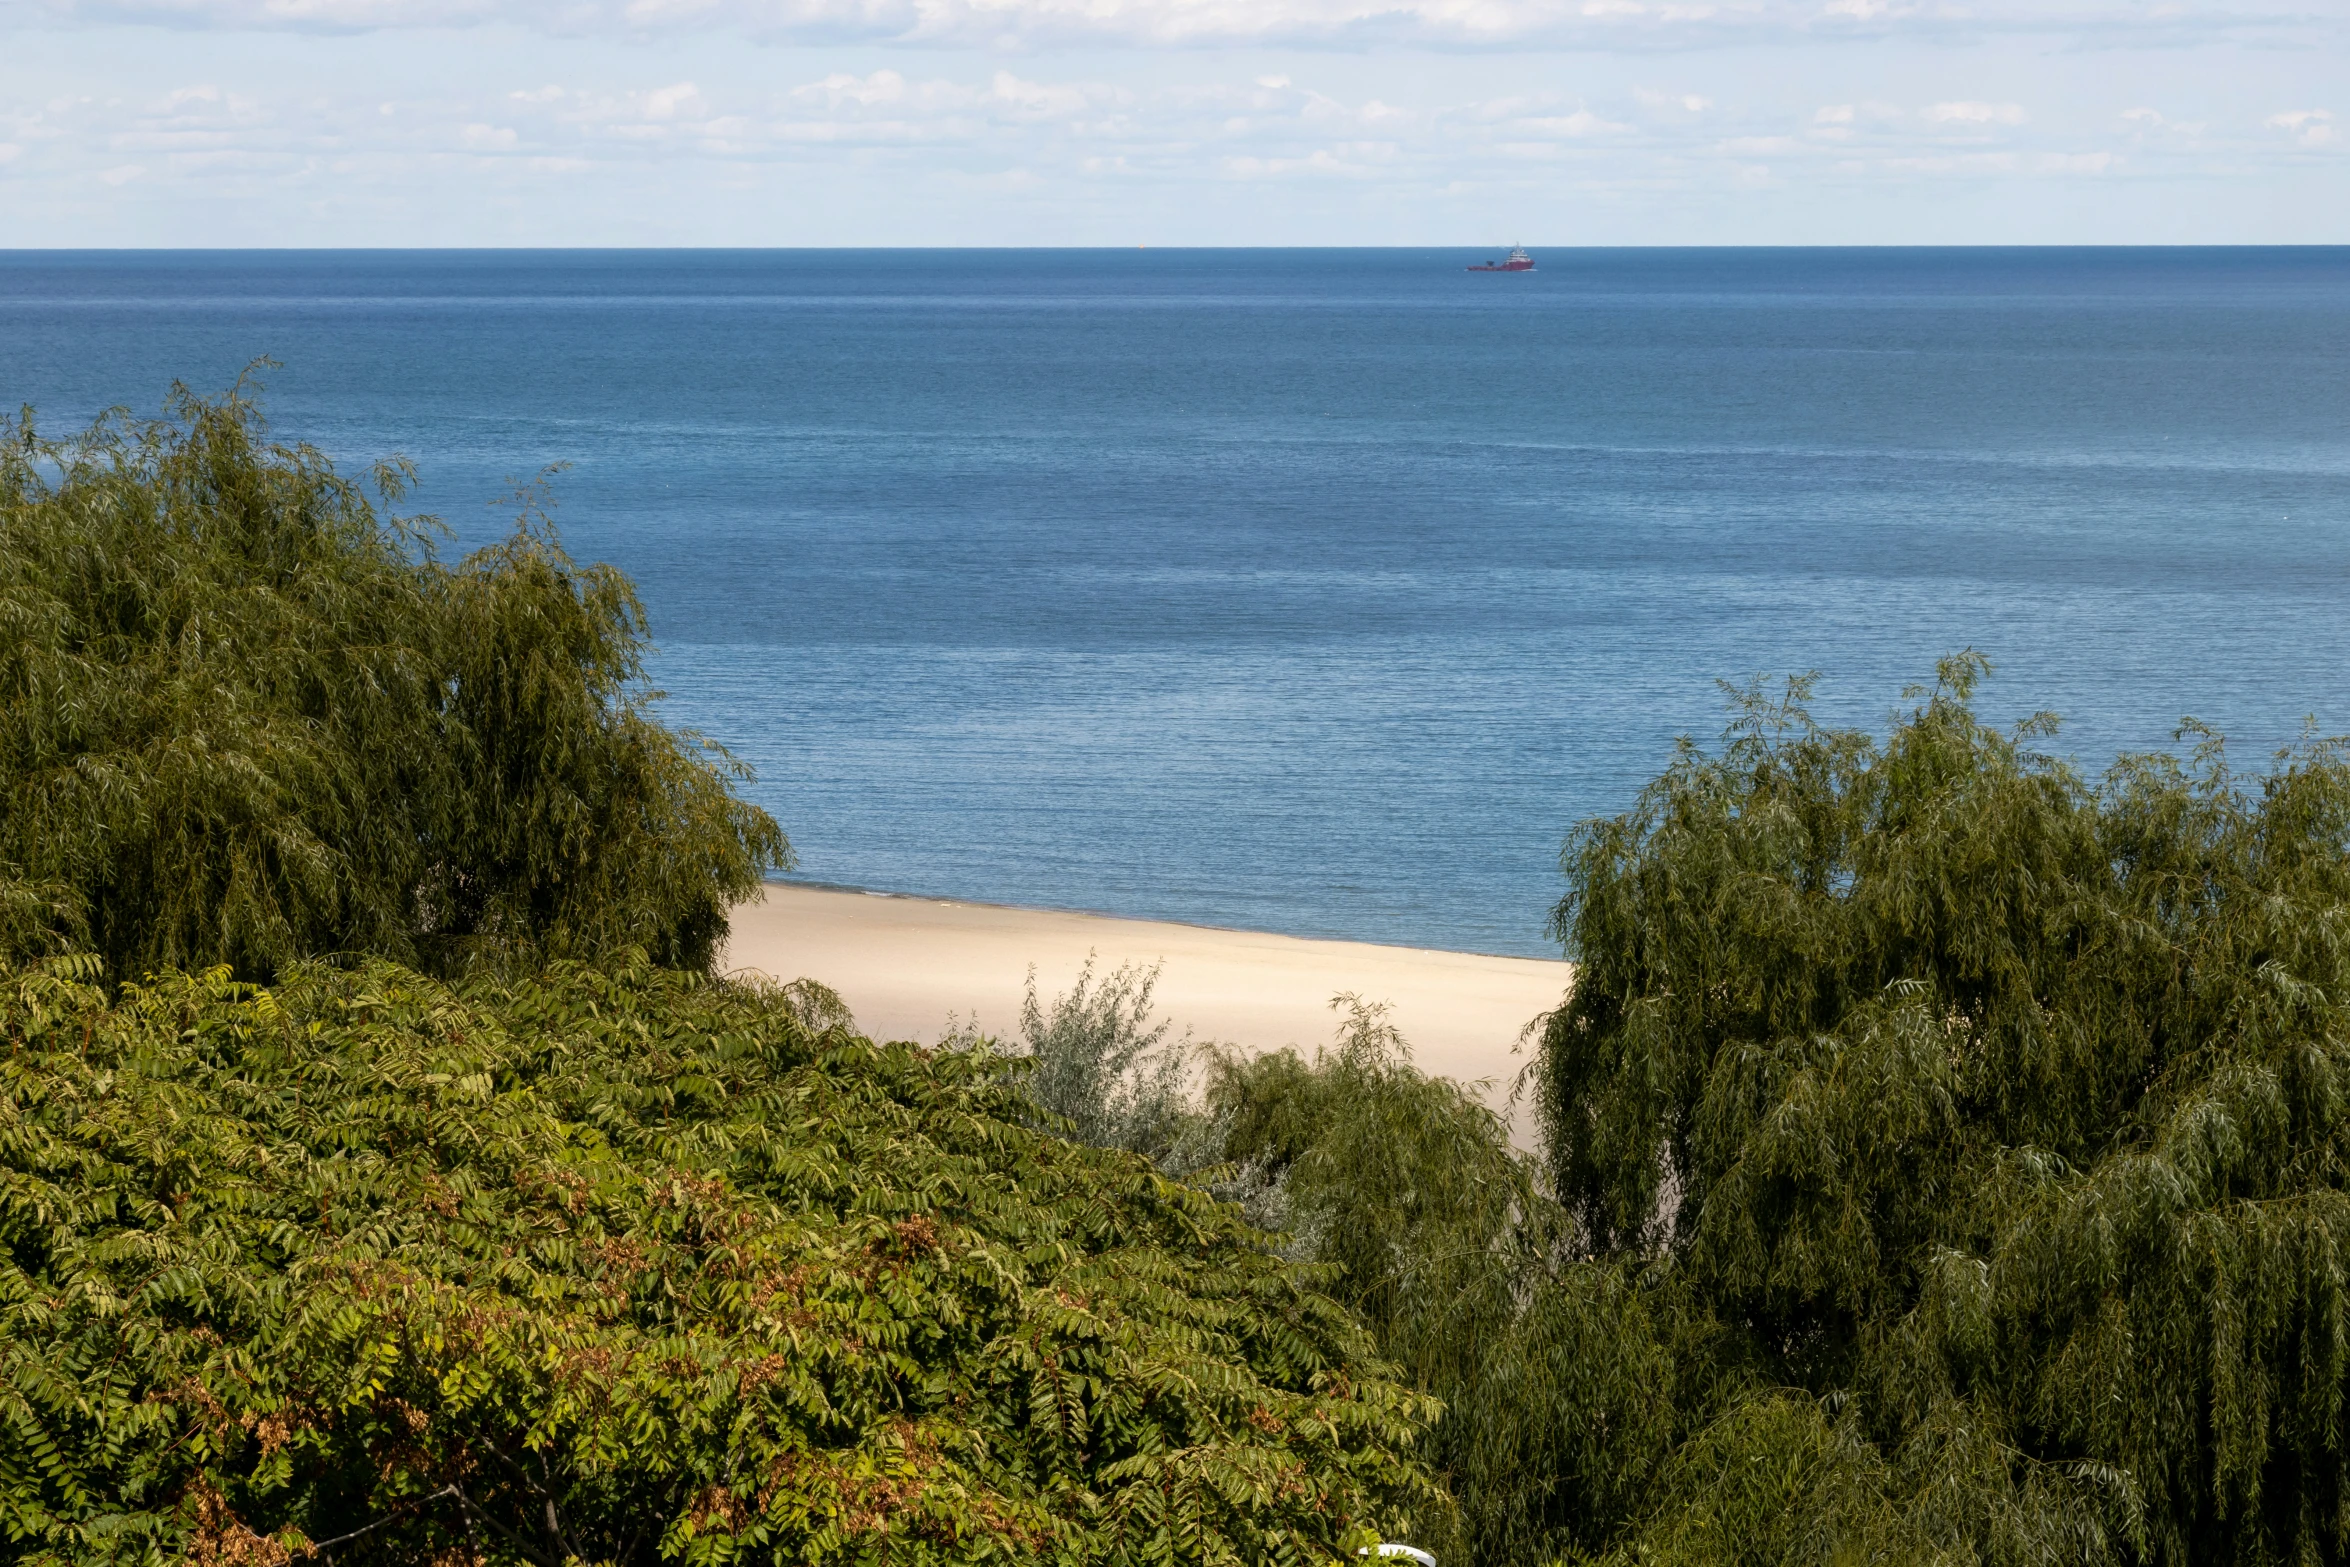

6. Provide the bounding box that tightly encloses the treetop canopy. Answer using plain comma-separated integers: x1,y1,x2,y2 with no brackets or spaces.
0,378,788,980
1535,654,2350,1565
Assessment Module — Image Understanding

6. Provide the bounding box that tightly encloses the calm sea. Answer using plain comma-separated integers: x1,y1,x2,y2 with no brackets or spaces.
5,248,2347,956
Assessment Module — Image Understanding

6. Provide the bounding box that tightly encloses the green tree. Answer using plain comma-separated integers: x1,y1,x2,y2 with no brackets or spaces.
1206,1000,1666,1567
1205,659,2350,1567
1536,653,2350,1565
0,379,787,981
0,376,1443,1567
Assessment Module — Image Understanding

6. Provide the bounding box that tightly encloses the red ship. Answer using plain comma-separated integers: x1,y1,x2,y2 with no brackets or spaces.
1467,245,1534,272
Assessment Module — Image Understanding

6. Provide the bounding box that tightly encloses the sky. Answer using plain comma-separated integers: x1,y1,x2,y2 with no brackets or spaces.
0,0,2343,245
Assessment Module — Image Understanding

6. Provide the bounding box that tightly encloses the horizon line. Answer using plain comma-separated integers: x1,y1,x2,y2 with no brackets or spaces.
5,242,2349,254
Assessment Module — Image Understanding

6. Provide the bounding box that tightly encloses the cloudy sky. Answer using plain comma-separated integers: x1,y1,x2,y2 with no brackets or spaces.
1,0,2342,244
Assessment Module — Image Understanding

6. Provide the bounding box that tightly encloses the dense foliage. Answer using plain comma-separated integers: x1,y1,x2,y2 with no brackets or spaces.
27,375,2350,1566
0,381,787,980
1528,655,2350,1565
1187,659,2350,1567
0,383,1437,1566
1202,1002,1653,1567
0,954,1435,1564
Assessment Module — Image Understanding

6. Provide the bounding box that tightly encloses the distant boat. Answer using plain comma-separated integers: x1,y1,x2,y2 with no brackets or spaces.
1467,245,1534,273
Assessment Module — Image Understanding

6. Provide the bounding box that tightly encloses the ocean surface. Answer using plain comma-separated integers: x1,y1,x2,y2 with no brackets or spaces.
4,248,2348,957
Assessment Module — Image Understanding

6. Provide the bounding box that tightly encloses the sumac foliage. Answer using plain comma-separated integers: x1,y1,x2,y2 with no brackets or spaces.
0,956,1435,1564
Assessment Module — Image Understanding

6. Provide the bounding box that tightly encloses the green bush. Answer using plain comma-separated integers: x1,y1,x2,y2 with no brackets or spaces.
990,956,1192,1159
0,954,1436,1564
0,380,787,980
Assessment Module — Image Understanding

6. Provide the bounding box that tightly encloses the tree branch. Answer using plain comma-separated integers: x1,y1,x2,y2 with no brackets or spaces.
448,1485,563,1567
306,1484,460,1556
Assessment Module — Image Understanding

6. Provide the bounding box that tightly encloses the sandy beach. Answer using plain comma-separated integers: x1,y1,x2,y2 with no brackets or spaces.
723,883,1572,1129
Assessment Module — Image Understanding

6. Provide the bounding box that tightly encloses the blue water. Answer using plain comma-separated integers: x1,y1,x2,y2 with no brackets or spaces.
5,248,2348,956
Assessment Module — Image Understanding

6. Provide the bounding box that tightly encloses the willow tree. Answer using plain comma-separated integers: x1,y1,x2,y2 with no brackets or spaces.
0,379,786,980
1539,654,2350,1565
1206,1000,1665,1567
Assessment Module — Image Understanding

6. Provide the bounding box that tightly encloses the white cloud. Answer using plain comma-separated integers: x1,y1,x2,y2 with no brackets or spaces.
795,70,913,108
1517,109,1632,137
2265,109,2336,147
991,71,1092,117
4,0,2323,47
643,81,702,119
619,0,719,19
125,83,266,135
4,46,2339,239
2120,106,2205,141
1925,101,2027,125
0,143,22,164
1881,153,2017,173
1220,149,1364,178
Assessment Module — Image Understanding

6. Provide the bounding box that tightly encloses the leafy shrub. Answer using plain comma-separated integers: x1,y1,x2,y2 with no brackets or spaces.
0,380,787,980
0,953,1437,1564
991,956,1192,1159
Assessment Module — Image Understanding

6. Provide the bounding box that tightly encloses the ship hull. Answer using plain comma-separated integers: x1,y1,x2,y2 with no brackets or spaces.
1466,249,1535,272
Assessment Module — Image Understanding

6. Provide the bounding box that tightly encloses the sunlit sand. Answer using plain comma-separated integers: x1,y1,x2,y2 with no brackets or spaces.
723,883,1572,1137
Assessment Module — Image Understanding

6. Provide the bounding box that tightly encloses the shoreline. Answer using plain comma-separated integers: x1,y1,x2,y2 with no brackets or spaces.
760,876,1559,964
723,883,1573,1141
